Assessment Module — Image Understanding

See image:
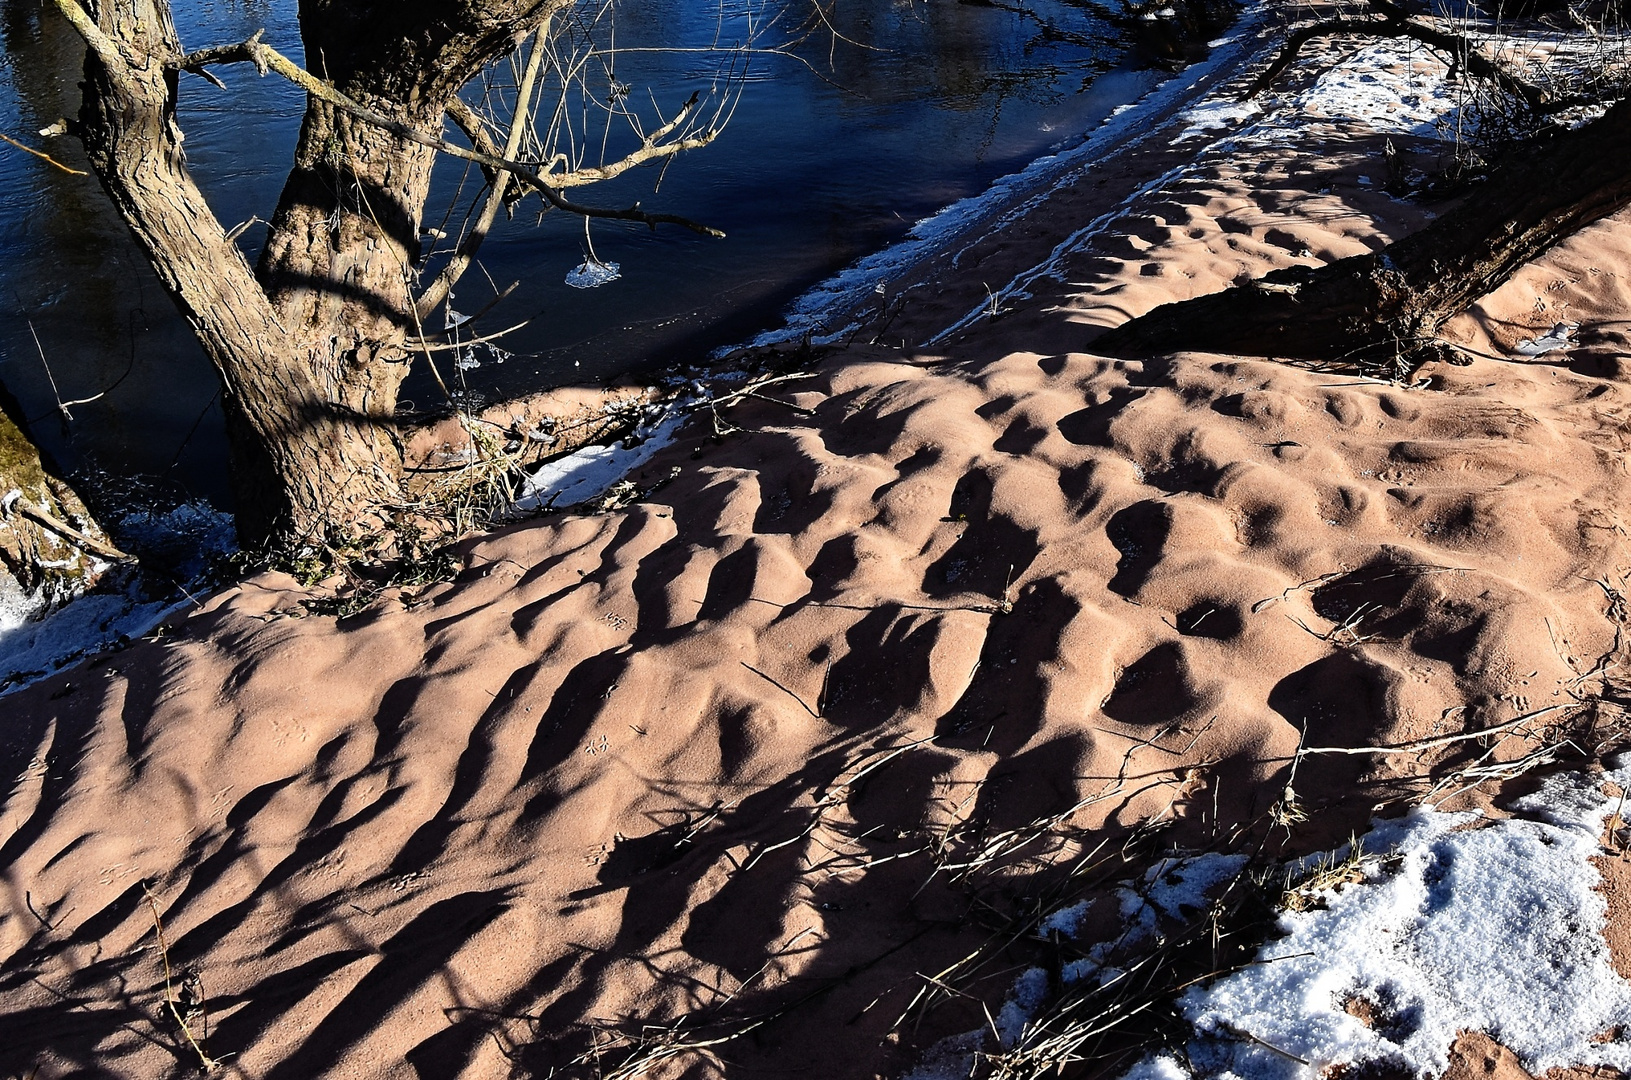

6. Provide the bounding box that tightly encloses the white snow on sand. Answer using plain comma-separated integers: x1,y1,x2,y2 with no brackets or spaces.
931,22,1587,345
516,402,689,510
1133,763,1631,1080
1174,99,1261,142
0,499,235,695
1291,39,1482,140
1515,321,1579,356
908,762,1631,1080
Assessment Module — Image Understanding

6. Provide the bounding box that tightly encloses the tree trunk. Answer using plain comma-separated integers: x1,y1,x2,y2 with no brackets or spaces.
72,0,370,545
244,0,570,543
1093,98,1631,370
66,0,567,548
243,106,441,546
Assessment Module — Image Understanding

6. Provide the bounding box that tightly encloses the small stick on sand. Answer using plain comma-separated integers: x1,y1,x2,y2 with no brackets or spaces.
1299,703,1569,757
142,884,220,1072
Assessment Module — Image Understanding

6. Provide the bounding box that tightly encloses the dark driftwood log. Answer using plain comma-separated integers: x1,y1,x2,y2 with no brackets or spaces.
1242,3,1558,111
1094,81,1631,372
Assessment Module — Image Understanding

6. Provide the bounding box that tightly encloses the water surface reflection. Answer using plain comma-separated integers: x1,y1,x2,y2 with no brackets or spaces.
0,0,1231,508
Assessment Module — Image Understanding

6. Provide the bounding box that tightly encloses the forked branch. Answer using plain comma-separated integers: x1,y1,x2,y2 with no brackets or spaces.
170,32,727,238
442,97,725,235
545,91,717,188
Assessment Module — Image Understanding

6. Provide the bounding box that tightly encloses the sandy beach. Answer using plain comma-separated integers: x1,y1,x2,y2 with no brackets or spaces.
7,7,1631,1078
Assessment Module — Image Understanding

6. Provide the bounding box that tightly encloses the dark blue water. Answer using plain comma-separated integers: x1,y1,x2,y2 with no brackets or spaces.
0,0,1222,508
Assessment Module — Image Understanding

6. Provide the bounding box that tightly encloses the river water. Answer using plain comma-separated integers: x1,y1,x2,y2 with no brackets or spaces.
0,0,1232,509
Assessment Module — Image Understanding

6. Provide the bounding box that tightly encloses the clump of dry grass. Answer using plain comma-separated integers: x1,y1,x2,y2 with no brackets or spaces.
952,841,1275,1080
1281,836,1369,914
896,683,1631,1080
555,1016,761,1080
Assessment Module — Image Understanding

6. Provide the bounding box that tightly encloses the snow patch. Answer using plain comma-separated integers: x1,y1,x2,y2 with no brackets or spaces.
1515,321,1578,356
1039,898,1093,938
516,404,688,510
1137,764,1631,1080
1123,1055,1196,1080
1293,40,1482,140
1174,99,1260,142
0,499,236,696
1060,852,1250,988
995,967,1052,1048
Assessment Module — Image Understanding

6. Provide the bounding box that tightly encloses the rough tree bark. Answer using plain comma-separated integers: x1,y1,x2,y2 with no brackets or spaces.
54,0,574,546
1095,24,1631,370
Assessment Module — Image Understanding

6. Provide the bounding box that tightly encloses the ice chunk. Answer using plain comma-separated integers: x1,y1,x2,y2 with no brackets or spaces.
1514,322,1578,356
565,258,622,289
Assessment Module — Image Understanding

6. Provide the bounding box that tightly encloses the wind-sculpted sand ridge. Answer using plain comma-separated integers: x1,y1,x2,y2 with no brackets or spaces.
5,331,1630,1077
8,27,1631,1080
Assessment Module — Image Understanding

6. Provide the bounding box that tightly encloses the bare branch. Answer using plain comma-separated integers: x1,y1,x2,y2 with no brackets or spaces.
416,22,553,320
0,132,85,176
45,0,133,77
1245,5,1551,111
177,28,271,77
546,91,718,188
174,33,727,238
407,318,531,351
444,99,726,235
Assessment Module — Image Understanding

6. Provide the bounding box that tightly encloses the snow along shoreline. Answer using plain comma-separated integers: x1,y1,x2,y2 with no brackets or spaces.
523,1,1283,511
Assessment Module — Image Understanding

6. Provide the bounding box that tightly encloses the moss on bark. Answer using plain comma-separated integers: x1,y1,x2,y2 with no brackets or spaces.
0,392,110,602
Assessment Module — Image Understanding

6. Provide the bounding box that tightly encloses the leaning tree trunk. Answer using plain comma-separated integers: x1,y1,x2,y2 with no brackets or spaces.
69,0,377,546
63,0,566,547
1094,96,1631,370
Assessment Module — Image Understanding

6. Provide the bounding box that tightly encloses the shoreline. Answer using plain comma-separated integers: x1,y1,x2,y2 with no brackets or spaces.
0,6,1270,690
738,2,1277,355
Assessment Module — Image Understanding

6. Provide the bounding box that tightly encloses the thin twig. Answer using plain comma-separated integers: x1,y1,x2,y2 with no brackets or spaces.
741,661,820,718
0,132,86,175
1299,703,1568,756
25,892,58,932
142,884,219,1072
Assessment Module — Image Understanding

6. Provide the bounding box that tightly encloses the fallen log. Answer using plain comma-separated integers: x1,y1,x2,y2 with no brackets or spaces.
1095,25,1631,373
0,386,128,612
